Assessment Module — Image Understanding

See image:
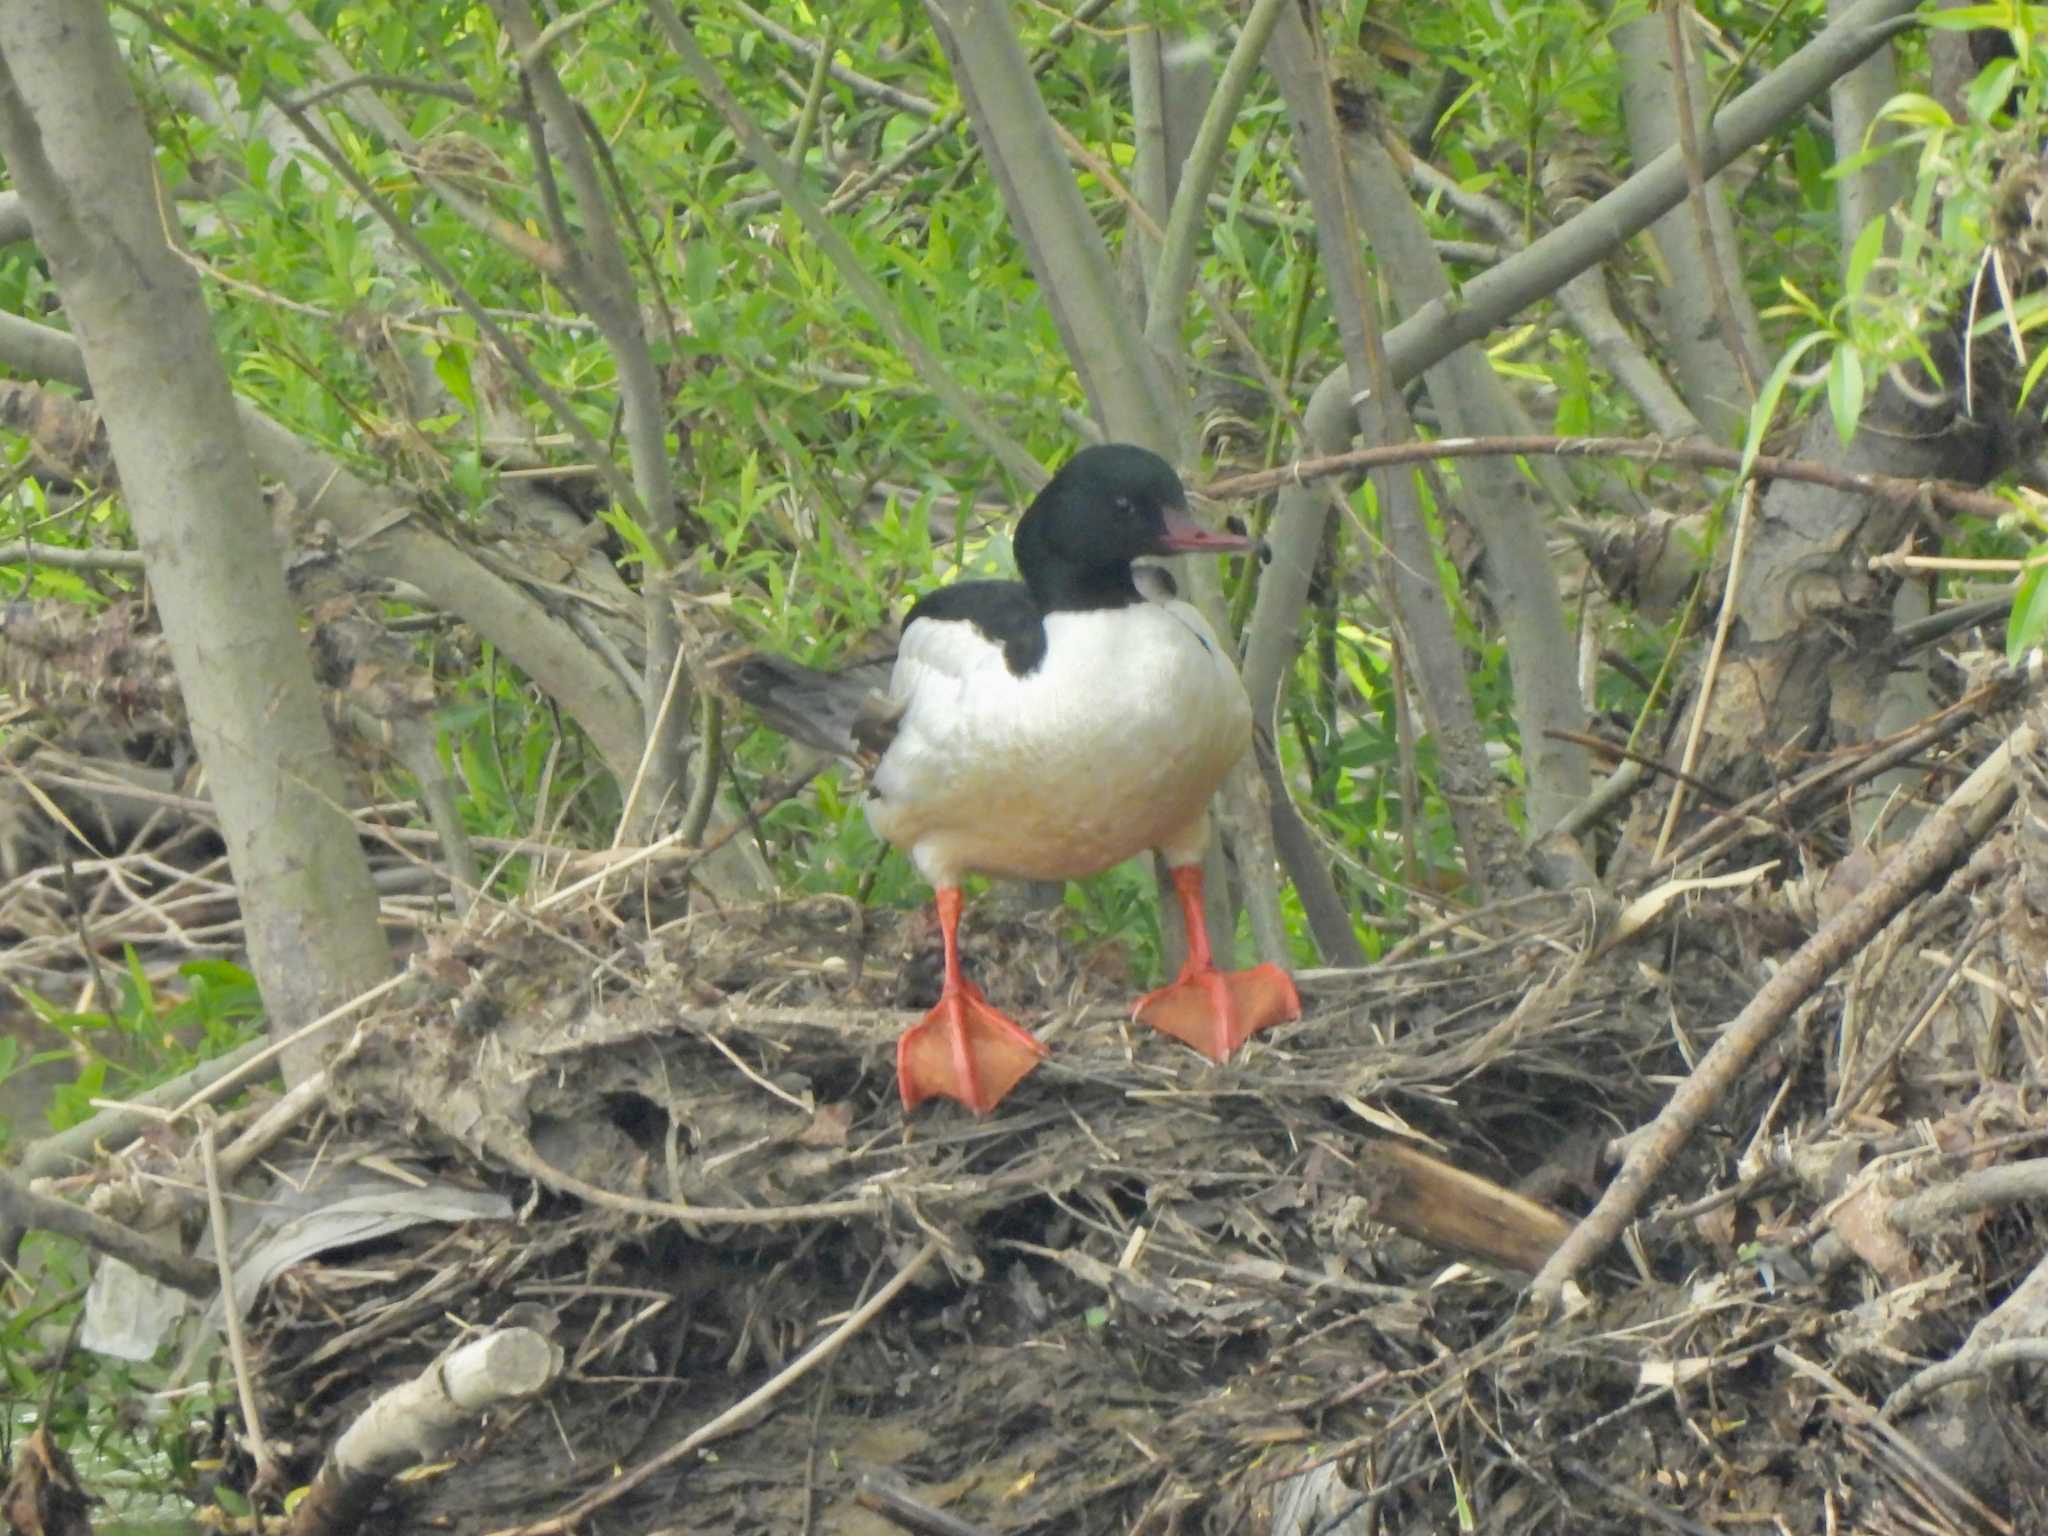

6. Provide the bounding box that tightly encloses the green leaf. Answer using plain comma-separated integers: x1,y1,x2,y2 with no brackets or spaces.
2007,560,2048,664
1922,5,2022,30
1964,59,2021,123
1739,330,1833,478
1871,91,1956,130
1843,214,1888,303
2017,335,2048,409
600,505,658,569
1827,343,1867,445
432,341,476,411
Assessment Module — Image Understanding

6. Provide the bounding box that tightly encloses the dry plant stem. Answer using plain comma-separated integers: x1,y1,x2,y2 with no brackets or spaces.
67,766,438,860
1529,718,2034,1304
1873,551,2048,574
855,1472,999,1536
494,1239,942,1536
0,1167,213,1293
485,1128,878,1226
1827,918,1988,1126
1654,480,1758,862
203,1126,279,1493
533,764,823,914
289,1328,562,1536
1648,670,2019,880
1842,1421,2015,1536
1778,1346,2016,1534
1377,888,1582,966
216,1056,346,1180
611,615,694,846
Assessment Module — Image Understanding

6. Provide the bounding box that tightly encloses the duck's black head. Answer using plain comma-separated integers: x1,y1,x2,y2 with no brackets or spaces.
1013,443,1254,612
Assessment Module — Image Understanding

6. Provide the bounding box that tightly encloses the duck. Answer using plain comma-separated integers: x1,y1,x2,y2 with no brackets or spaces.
723,443,1301,1114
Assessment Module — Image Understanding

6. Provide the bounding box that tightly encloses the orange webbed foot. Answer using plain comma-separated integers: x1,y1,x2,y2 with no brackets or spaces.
897,980,1048,1114
1134,962,1301,1063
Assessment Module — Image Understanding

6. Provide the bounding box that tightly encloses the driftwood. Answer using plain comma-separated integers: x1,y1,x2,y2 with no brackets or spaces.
290,1329,564,1536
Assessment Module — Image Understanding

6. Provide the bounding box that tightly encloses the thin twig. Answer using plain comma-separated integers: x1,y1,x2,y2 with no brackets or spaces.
855,1472,1000,1536
1870,550,2048,574
482,1129,878,1226
1644,667,2021,881
203,1126,279,1493
1655,479,1758,862
168,971,410,1122
1662,1,1760,401
216,1057,345,1180
1826,917,1988,1127
1202,433,2012,522
1885,1339,2048,1419
0,540,146,569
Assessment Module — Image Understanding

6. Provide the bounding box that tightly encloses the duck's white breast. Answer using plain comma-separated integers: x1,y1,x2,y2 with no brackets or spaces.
867,601,1251,887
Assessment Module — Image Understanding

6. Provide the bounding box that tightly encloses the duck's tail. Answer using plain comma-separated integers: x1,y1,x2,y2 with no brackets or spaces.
710,650,902,764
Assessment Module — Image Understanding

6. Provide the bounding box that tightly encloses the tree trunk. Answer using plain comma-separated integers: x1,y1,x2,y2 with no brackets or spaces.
0,4,390,1081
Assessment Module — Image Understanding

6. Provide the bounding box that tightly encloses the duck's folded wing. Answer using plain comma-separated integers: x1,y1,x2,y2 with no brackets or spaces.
711,650,898,760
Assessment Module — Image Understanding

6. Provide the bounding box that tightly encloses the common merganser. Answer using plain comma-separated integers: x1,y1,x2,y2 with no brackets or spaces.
728,444,1301,1114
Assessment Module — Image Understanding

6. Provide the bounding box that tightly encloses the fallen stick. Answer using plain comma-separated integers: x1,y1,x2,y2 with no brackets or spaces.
287,1328,563,1536
1529,715,2035,1305
855,1470,1000,1536
0,1164,212,1293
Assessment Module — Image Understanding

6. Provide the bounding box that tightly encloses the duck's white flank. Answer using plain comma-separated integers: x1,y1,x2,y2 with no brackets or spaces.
867,598,1251,889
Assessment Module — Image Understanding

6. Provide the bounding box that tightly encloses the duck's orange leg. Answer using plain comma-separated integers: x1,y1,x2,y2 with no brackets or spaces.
896,887,1048,1114
1134,865,1301,1062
